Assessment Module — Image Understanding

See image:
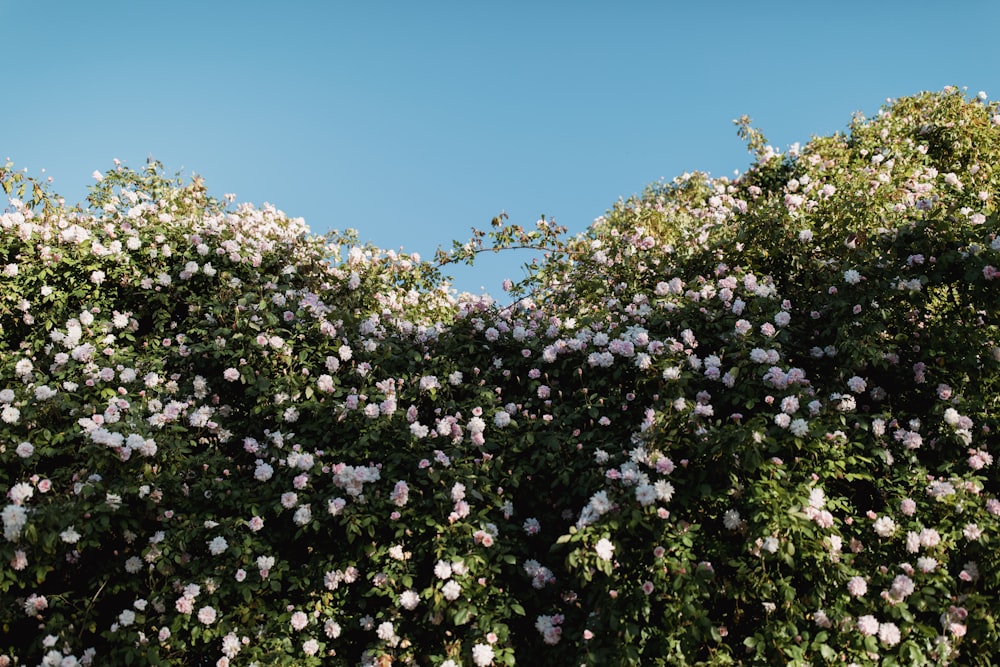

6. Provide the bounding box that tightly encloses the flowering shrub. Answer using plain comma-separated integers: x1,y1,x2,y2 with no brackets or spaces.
3,87,1000,666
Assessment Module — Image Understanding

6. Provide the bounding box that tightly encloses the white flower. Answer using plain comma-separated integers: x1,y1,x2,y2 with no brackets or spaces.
589,490,611,513
293,505,312,526
595,538,615,561
398,589,420,610
471,642,495,667
635,484,657,506
857,614,879,636
723,510,741,530
60,526,82,544
879,621,901,646
376,621,396,642
197,606,217,625
221,632,241,658
790,418,809,437
434,560,453,580
654,480,674,502
9,482,33,505
873,516,896,537
207,536,228,555
290,611,309,631
441,580,461,600
847,376,867,393
467,416,486,434
1,406,20,424
327,497,346,515
324,619,342,638
14,359,33,377
843,269,862,285
254,461,274,482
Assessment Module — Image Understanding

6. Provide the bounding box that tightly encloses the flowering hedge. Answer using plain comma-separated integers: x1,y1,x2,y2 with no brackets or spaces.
3,87,1000,666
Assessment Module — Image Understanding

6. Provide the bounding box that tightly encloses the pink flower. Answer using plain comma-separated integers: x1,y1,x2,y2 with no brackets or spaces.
175,596,194,615
197,606,217,625
11,550,27,571
290,611,309,631
847,576,867,597
813,510,834,528
899,498,916,516
655,457,675,474
857,615,879,636
879,622,901,646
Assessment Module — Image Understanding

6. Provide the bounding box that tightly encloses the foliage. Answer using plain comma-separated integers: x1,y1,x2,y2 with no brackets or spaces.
3,87,1000,666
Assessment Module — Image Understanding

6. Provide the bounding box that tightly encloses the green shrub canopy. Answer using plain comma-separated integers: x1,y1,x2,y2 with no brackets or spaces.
2,87,1000,666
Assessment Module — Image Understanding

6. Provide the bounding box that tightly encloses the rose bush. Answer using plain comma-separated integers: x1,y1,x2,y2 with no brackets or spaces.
2,87,1000,666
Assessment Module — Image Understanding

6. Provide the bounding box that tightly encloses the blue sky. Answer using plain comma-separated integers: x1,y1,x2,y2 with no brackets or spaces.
3,1,999,294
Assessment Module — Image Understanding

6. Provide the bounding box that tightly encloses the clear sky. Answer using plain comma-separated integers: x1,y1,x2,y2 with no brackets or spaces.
3,1,999,294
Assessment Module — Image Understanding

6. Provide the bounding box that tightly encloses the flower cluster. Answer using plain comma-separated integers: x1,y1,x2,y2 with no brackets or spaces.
2,89,1000,665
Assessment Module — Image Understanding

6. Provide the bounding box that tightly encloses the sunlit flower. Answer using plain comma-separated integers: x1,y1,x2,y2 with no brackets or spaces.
595,538,615,561
472,642,495,666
